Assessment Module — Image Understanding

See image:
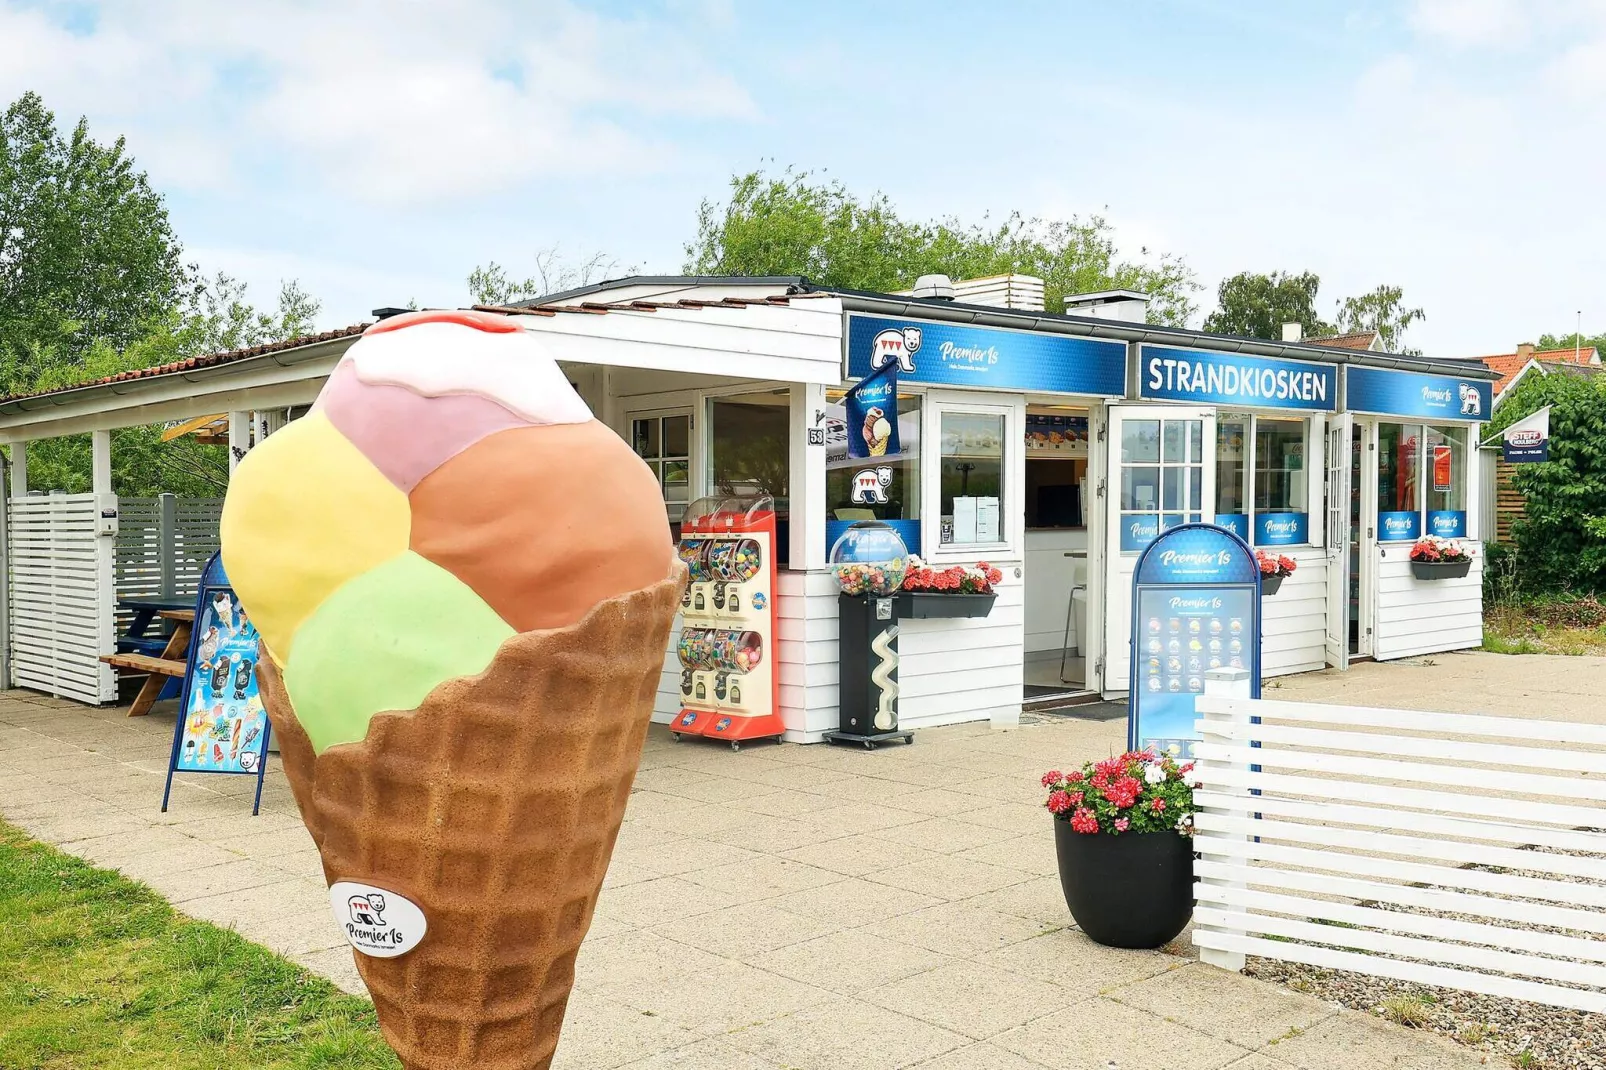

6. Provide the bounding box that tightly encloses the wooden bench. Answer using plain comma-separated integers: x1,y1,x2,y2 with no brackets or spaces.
101,608,194,717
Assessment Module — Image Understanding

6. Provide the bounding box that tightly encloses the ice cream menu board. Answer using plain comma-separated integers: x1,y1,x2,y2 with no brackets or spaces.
162,553,273,815
1128,524,1261,759
673,498,785,747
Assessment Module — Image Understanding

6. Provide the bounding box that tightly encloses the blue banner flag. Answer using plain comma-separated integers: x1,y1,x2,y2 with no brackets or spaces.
846,359,900,459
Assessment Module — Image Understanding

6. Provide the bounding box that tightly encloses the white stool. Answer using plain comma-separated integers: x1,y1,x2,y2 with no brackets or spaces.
1059,551,1088,685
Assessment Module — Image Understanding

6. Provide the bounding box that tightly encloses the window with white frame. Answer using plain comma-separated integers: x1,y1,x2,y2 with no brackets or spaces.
1377,422,1468,541
630,411,691,530
1215,412,1312,546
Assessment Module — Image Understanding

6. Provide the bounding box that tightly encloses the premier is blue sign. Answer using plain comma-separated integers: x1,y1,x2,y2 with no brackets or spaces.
1379,511,1421,541
846,314,1126,396
1129,524,1262,760
1346,365,1492,422
1138,345,1336,412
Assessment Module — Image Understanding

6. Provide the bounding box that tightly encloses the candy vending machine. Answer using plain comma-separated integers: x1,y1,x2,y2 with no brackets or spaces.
671,497,784,749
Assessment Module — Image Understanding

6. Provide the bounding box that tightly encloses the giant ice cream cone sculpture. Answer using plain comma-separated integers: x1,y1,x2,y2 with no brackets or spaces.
220,309,684,1070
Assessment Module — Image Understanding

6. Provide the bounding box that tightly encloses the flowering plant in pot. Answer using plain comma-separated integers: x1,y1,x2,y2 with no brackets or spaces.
1041,750,1198,948
1254,549,1296,594
1409,535,1473,579
897,558,1001,618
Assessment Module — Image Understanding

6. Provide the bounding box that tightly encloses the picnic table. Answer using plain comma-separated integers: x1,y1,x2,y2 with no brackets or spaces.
104,597,197,717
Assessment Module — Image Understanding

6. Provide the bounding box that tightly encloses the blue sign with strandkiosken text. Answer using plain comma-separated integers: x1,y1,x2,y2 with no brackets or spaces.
1428,510,1466,538
1255,512,1308,546
1380,511,1421,541
1345,365,1492,422
1138,345,1336,412
1130,524,1262,760
846,314,1126,396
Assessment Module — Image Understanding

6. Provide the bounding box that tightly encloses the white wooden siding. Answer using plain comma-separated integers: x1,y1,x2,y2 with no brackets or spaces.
1374,543,1483,660
1260,549,1326,677
1193,695,1606,1014
113,496,223,632
8,494,116,703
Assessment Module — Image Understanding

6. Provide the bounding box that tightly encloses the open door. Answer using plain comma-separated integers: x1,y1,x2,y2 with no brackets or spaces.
1103,406,1217,695
1324,413,1351,670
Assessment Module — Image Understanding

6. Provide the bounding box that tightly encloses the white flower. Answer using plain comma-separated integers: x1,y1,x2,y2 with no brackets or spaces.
1175,813,1194,831
1143,764,1168,785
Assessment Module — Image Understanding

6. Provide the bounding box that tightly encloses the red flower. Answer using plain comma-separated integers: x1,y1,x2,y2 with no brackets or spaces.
1041,770,1063,787
1278,555,1297,573
1151,797,1167,812
1065,771,1086,784
1046,790,1074,814
1090,771,1110,790
1103,776,1142,809
1070,808,1099,834
1069,792,1084,806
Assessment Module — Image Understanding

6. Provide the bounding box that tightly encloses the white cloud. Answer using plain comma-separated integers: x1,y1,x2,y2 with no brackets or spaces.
1409,0,1528,47
0,1,759,204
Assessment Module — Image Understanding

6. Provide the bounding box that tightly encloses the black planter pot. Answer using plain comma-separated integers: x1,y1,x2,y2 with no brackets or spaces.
1054,819,1194,949
1260,574,1283,595
1411,559,1471,580
896,592,997,619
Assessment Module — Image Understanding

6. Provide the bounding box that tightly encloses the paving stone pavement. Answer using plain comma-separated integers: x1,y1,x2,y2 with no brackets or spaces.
0,654,1564,1069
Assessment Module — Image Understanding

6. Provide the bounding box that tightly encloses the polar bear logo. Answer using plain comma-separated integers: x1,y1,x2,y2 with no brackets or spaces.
1459,383,1482,416
869,327,920,372
851,467,894,505
348,892,387,927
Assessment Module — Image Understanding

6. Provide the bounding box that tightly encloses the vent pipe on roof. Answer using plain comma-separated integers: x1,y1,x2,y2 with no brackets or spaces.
912,274,956,301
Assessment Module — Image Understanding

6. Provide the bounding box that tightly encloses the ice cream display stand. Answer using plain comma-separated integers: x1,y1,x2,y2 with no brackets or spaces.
672,496,784,749
825,521,915,749
1127,523,1262,758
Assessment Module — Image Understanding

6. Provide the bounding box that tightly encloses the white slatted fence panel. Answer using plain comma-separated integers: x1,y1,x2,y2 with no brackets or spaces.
1192,694,1606,1016
8,494,117,703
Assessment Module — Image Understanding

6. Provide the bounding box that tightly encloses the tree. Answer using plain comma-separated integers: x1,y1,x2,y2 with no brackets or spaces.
23,273,322,497
1537,329,1606,356
1486,369,1606,596
683,168,1201,325
1201,271,1332,340
0,91,185,371
1334,284,1424,356
468,248,632,306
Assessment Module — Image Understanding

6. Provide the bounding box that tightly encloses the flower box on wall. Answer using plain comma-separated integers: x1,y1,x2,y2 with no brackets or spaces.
1260,575,1283,595
897,592,996,619
1411,560,1472,580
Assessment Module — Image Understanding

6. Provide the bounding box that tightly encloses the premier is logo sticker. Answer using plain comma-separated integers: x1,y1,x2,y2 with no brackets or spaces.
329,881,427,958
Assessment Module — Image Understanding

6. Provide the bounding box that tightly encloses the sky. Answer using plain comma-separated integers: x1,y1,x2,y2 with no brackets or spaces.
3,0,1603,357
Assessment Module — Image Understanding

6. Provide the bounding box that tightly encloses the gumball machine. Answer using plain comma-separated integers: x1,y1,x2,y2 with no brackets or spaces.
671,496,784,749
826,521,913,749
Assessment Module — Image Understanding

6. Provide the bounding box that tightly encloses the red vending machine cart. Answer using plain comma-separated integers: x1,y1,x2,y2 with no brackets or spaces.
672,497,784,750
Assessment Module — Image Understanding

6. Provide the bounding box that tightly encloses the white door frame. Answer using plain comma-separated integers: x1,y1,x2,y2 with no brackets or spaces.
1324,413,1352,670
1354,417,1379,659
1103,404,1218,696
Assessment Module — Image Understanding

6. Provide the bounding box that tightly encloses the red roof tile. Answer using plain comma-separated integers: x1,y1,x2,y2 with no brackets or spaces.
1472,345,1600,395
1307,331,1378,351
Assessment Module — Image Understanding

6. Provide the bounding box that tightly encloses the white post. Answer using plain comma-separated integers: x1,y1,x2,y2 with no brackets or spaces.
91,430,112,495
1196,667,1251,972
228,411,251,473
789,382,827,572
10,441,26,496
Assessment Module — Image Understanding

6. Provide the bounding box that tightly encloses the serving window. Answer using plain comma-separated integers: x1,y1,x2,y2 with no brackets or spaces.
1215,413,1311,546
1377,422,1467,540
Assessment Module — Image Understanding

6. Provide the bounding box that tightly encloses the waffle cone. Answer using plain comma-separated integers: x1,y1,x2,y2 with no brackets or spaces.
259,565,686,1070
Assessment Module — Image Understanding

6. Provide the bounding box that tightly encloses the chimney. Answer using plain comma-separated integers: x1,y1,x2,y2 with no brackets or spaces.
950,274,1045,312
1064,289,1150,323
1516,342,1536,360
1282,322,1303,342
911,274,956,301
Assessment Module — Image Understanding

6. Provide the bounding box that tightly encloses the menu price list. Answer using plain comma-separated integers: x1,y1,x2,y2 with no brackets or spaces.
1132,586,1253,758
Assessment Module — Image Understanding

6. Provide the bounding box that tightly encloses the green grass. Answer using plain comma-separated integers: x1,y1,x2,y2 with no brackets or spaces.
0,819,399,1070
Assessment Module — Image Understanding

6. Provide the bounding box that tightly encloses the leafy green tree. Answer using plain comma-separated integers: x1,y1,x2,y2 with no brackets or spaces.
1537,329,1606,356
0,91,185,372
1201,271,1332,340
684,169,1200,325
1335,284,1424,356
1486,369,1606,596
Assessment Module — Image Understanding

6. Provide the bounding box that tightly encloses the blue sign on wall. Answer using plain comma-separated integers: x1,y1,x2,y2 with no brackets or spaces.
1119,515,1162,552
1345,365,1492,422
1138,345,1337,412
1255,512,1308,546
1130,524,1262,759
1428,510,1467,538
1379,511,1421,541
846,314,1126,396
1216,514,1249,540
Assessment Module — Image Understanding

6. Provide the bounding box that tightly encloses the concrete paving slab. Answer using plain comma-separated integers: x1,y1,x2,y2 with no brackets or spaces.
723,1000,970,1070
1107,961,1340,1049
864,959,1065,1040
993,997,1252,1070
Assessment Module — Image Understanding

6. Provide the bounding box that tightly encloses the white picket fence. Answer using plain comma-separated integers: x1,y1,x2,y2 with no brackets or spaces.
6,494,117,703
1192,695,1606,1015
113,496,224,632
